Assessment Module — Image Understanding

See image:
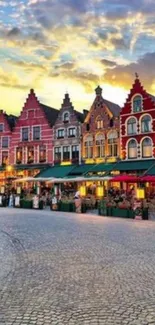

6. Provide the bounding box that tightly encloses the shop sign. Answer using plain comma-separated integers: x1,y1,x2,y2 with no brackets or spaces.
33,195,39,209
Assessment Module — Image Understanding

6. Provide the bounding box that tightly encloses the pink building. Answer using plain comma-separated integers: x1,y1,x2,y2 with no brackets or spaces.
0,110,16,166
10,89,58,170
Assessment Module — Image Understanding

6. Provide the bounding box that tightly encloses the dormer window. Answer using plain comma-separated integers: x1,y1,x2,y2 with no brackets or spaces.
63,112,69,123
133,95,142,112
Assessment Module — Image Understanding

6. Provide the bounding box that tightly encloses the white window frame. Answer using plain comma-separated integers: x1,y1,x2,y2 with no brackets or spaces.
57,128,65,138
140,136,153,159
140,114,152,134
21,126,30,142
127,138,138,160
126,116,138,135
1,136,9,148
0,123,4,132
68,126,76,137
132,94,143,113
62,111,70,122
32,125,41,141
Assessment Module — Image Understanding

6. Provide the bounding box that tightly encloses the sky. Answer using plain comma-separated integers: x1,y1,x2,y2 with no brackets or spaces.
0,0,155,115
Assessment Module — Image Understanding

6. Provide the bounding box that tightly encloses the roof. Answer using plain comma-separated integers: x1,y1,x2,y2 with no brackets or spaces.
146,93,155,103
35,165,76,178
74,110,85,123
5,114,17,130
103,98,121,117
41,104,59,127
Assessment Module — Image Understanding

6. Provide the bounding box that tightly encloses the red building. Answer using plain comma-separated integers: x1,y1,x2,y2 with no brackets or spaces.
120,75,155,161
10,89,58,178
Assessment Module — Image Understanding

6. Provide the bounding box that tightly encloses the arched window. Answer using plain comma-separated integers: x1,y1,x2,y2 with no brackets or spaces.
95,134,105,158
63,112,69,122
142,138,152,158
84,135,93,159
128,139,137,159
127,117,137,135
107,131,118,157
96,116,103,129
133,95,142,112
141,115,151,133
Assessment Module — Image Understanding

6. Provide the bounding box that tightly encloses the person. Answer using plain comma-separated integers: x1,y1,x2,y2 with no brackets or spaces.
74,191,82,213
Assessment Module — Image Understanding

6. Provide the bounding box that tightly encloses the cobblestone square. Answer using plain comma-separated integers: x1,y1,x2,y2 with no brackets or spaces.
1,208,155,324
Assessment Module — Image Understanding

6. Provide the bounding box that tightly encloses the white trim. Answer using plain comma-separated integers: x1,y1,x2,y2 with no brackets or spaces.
140,136,153,159
126,138,138,160
1,136,9,149
67,126,76,137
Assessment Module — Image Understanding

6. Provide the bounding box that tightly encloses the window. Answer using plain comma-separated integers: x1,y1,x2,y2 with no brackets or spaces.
2,137,9,148
2,151,8,165
22,127,29,141
63,112,69,122
27,146,34,163
142,138,152,158
141,115,151,133
0,124,4,132
63,146,70,161
68,128,76,137
95,134,105,158
133,95,142,112
54,147,61,161
72,145,79,160
84,135,93,158
33,126,40,140
57,129,64,138
128,139,137,159
107,131,118,157
96,117,103,129
127,118,137,135
16,147,23,164
39,145,46,163
86,124,90,131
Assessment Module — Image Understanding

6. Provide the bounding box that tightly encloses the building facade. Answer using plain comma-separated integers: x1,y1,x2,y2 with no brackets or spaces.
82,86,121,164
0,111,16,166
10,89,58,175
120,75,155,161
53,93,85,165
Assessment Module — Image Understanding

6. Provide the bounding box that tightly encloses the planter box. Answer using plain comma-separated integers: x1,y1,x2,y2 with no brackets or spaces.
142,208,148,220
20,200,33,209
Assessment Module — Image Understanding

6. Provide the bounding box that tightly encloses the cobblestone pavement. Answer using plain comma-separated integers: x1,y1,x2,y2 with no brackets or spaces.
1,209,155,324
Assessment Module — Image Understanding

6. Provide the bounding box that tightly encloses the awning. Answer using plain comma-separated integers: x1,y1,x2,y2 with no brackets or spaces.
140,175,155,182
111,175,140,182
47,176,112,183
145,164,155,175
69,164,95,176
35,165,76,179
14,164,51,170
88,163,115,173
113,160,155,172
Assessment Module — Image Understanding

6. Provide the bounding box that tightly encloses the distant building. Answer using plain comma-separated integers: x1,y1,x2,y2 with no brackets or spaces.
120,75,155,160
53,93,85,165
82,86,121,164
0,110,16,166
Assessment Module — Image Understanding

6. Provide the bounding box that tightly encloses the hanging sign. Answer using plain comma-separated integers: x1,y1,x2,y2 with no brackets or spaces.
15,196,20,207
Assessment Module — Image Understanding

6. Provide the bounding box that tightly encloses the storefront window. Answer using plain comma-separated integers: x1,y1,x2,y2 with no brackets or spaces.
141,115,151,133
127,118,137,135
27,146,34,163
142,138,152,158
128,139,137,159
95,134,105,157
107,131,118,157
54,147,61,162
16,147,23,164
63,146,70,161
2,151,8,165
39,145,46,163
72,145,79,161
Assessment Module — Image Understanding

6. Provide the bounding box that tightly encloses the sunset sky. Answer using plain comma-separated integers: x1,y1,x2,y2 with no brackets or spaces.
0,0,155,115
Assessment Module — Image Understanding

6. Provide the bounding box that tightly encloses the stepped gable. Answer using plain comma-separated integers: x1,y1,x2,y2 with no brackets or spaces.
61,92,85,122
95,85,121,117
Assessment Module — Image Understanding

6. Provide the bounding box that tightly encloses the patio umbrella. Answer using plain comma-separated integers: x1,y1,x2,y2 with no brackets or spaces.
140,175,155,183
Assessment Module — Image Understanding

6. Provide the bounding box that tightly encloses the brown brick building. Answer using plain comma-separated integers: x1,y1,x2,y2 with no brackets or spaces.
82,86,121,164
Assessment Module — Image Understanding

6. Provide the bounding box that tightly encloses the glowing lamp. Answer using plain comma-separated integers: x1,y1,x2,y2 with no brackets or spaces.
61,161,71,166
6,165,13,172
136,188,145,199
97,186,104,197
79,185,86,196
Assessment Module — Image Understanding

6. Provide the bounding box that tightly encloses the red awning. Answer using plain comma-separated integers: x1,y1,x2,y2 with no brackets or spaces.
111,175,140,182
140,175,155,183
